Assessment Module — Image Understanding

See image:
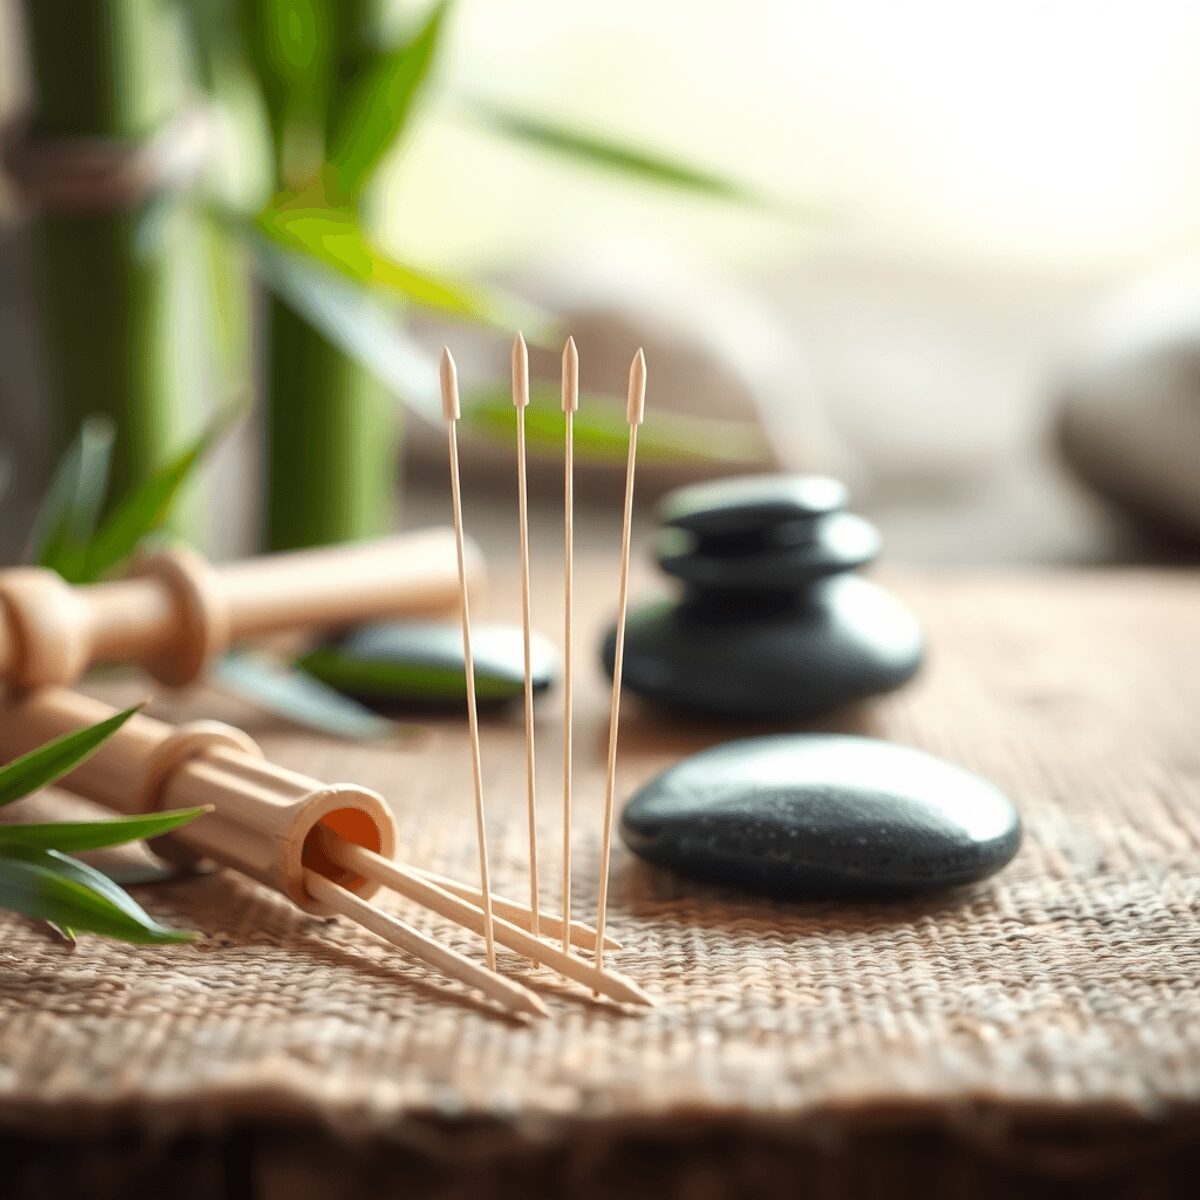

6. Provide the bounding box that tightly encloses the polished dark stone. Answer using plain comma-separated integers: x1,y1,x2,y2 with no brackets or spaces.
658,512,881,592
658,474,848,539
603,575,923,719
299,621,557,709
622,734,1021,897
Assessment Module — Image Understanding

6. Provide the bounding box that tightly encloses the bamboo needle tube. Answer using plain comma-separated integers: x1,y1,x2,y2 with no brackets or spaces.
0,687,543,1018
0,529,483,688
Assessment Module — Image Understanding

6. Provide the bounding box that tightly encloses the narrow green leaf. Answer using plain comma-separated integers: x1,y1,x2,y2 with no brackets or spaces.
81,407,239,581
0,706,142,810
255,194,539,328
213,652,406,741
237,0,337,185
246,228,442,419
0,847,193,944
326,1,450,202
27,416,115,583
470,102,810,217
0,807,209,853
462,384,767,466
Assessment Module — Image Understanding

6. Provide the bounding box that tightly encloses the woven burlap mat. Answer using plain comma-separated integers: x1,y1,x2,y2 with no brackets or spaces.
2,564,1199,1193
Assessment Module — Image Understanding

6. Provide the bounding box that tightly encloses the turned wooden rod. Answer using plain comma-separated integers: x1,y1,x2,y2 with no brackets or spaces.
0,686,395,909
0,528,484,687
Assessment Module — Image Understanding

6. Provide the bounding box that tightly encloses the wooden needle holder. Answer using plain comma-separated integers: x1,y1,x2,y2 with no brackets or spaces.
0,688,396,912
0,528,483,688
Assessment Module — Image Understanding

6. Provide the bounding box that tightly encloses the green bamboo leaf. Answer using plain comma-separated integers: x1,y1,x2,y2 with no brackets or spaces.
0,706,142,810
237,0,337,185
0,807,209,853
212,652,405,741
81,407,238,581
462,384,767,466
326,1,450,202
255,195,535,327
469,102,809,217
0,847,194,944
27,416,115,583
246,228,443,419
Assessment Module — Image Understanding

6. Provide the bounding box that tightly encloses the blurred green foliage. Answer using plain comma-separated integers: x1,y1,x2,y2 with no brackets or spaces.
180,0,795,456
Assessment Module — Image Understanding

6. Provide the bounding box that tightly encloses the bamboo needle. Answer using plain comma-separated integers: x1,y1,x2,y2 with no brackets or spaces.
441,347,497,971
561,335,578,953
408,867,622,951
512,332,540,943
323,837,653,1007
304,871,547,1019
594,348,646,973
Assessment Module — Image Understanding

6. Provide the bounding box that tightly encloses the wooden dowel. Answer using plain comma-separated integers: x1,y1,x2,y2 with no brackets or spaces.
595,349,646,973
304,871,547,1019
408,867,622,951
327,837,653,1008
512,332,541,942
0,529,480,688
561,335,578,954
442,347,498,972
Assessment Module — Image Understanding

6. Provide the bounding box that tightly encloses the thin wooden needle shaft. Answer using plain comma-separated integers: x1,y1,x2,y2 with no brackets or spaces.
512,333,540,942
409,867,622,951
561,336,578,954
595,349,646,973
441,347,497,971
325,839,654,1008
304,871,547,1019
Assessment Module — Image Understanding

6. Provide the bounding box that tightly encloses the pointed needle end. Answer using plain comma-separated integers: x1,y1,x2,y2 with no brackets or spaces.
440,347,460,421
512,332,529,408
627,348,646,426
562,336,579,412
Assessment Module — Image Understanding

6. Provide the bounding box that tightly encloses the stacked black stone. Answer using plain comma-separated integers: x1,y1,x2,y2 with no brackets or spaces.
601,475,924,720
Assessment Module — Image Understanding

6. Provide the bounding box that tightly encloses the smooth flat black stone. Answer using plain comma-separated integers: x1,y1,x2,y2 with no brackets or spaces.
602,575,922,719
621,734,1021,898
658,512,880,591
299,621,557,709
658,474,848,539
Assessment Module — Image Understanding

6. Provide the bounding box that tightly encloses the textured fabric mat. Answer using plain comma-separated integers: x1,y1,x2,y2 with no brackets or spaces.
1,565,1199,1161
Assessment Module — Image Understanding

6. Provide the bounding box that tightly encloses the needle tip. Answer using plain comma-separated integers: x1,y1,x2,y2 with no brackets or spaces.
517,990,551,1019
562,336,579,412
440,347,460,421
627,348,646,425
512,333,529,408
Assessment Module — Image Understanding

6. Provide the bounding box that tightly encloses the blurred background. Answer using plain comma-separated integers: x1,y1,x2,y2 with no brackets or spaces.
2,0,1200,569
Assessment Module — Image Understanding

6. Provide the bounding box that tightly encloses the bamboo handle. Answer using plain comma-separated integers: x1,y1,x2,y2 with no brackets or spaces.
0,528,483,687
0,687,395,911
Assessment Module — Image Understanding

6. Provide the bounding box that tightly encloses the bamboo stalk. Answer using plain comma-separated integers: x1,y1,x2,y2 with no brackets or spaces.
23,0,203,530
263,298,398,550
